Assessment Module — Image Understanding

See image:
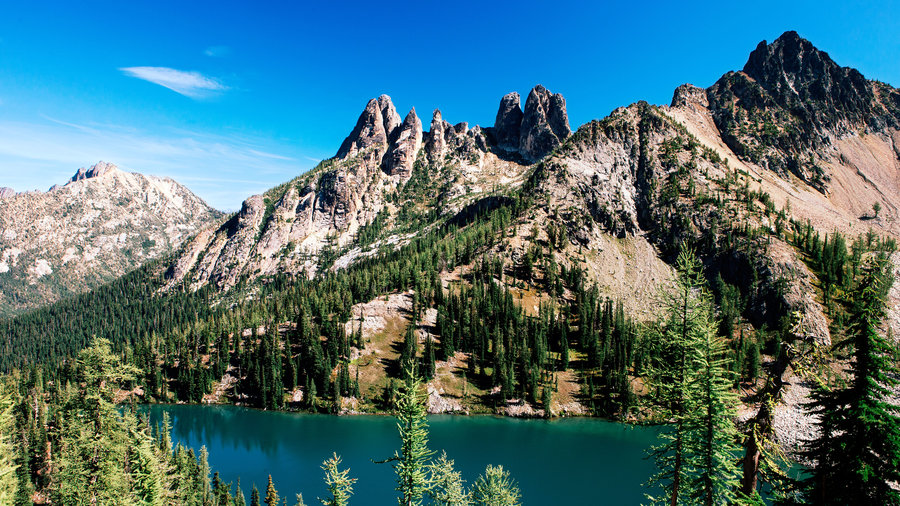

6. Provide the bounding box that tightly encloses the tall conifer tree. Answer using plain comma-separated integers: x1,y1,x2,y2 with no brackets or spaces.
802,255,900,504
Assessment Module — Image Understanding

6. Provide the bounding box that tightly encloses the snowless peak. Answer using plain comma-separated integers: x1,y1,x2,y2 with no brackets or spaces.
71,161,119,182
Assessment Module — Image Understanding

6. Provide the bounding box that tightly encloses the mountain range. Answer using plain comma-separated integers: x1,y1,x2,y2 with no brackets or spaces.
2,30,900,458
155,31,900,337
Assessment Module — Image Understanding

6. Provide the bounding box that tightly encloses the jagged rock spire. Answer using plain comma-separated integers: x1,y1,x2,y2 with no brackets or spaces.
336,98,387,159
519,85,570,161
384,108,423,179
378,94,401,141
71,161,118,182
493,92,523,150
336,94,404,159
426,109,451,163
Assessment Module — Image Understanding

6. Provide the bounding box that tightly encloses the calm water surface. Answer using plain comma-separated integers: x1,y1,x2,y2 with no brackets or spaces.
146,405,659,505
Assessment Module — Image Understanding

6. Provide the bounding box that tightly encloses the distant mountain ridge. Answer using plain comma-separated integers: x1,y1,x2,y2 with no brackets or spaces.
0,161,222,315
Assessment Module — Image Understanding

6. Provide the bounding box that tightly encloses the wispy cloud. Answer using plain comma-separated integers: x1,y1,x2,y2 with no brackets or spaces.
120,66,227,98
204,45,230,57
0,118,320,210
247,149,295,161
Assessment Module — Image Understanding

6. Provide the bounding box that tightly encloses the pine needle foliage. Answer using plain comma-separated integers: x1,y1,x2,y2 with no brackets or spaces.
644,247,741,505
801,254,900,505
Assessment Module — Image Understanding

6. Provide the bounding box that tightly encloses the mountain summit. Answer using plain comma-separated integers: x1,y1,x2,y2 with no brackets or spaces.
0,162,221,315
707,31,900,188
70,161,119,182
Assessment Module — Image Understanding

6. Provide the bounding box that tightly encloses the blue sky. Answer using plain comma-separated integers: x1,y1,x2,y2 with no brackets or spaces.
1,1,898,210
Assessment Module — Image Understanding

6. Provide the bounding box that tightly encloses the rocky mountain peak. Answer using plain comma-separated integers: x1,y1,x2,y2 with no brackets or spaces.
493,92,524,150
0,187,15,199
378,94,402,141
741,31,877,126
384,107,423,179
519,85,571,161
336,95,406,160
336,98,387,159
426,109,451,162
71,161,118,182
0,162,220,315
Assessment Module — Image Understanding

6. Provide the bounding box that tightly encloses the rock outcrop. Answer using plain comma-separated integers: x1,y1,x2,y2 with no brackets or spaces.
0,162,221,315
70,161,118,182
426,109,450,163
0,187,15,199
493,92,523,151
670,83,709,110
488,85,571,161
520,85,571,161
384,108,423,179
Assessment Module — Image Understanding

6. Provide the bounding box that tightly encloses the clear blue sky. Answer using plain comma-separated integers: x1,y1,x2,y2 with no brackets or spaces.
1,1,898,210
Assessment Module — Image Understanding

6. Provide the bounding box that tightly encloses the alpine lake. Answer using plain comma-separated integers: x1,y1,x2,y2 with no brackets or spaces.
145,404,661,504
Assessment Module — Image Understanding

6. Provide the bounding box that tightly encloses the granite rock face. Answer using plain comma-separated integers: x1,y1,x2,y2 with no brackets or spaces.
519,85,571,161
425,109,450,163
0,187,15,199
378,94,402,141
335,98,388,159
384,108,423,179
335,95,403,160
493,92,524,151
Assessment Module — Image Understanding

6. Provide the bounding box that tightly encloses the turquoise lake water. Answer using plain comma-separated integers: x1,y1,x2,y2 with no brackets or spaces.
146,404,660,505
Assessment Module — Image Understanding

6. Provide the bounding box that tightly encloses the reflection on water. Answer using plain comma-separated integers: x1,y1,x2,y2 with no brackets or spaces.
145,405,659,504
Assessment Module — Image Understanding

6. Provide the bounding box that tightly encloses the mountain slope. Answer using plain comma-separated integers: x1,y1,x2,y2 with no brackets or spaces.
0,161,222,315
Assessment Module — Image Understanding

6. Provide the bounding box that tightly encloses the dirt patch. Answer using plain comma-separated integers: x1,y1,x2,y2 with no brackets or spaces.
203,368,239,404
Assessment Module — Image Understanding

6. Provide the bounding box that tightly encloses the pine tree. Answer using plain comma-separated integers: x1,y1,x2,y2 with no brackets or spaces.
264,474,279,506
380,369,434,506
0,382,18,505
200,446,211,504
428,452,469,506
251,484,261,506
644,248,741,505
686,306,741,505
319,452,355,506
802,255,900,504
400,323,419,380
423,336,436,380
235,479,247,506
471,465,520,506
541,386,553,418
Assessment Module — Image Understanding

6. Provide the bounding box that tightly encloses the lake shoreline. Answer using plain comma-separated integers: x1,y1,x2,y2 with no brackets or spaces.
143,403,662,504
